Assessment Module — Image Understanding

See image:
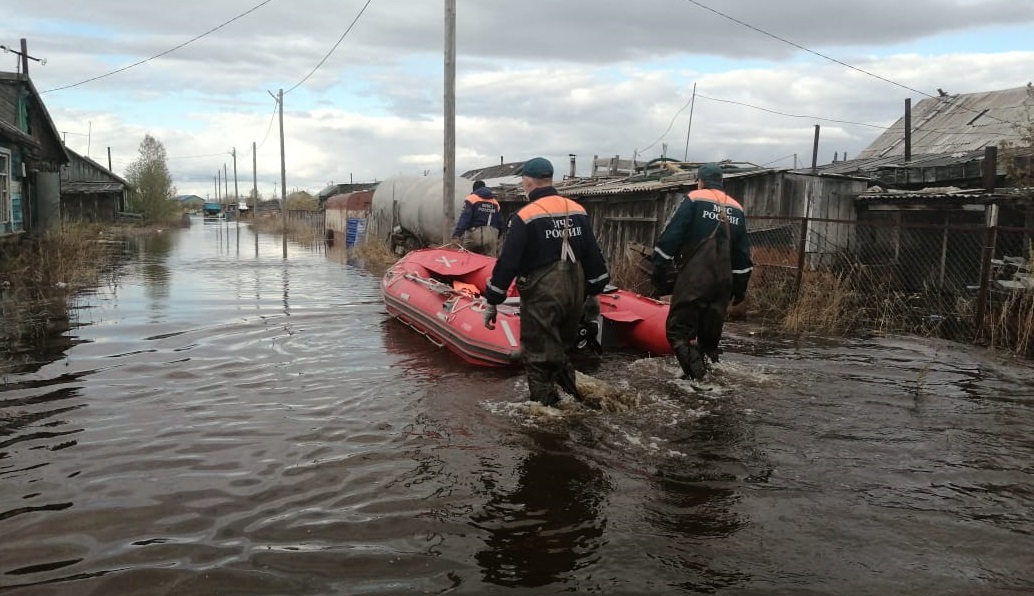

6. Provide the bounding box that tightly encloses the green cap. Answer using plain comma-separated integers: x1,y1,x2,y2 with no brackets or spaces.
697,163,723,182
518,157,554,179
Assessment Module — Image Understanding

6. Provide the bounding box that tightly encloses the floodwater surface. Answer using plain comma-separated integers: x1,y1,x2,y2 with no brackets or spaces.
1,220,1032,595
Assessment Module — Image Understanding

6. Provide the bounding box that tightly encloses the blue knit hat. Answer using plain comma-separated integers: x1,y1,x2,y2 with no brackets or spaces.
697,163,723,182
518,157,554,179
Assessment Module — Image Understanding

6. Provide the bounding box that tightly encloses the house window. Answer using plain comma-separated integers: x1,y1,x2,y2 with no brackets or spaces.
0,150,10,227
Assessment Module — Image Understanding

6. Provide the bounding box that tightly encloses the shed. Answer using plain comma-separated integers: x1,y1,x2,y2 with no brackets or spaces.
557,162,866,272
324,190,373,245
60,147,131,223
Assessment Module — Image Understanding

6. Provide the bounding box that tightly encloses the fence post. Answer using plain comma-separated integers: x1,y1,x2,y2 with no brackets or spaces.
793,215,810,298
973,225,997,343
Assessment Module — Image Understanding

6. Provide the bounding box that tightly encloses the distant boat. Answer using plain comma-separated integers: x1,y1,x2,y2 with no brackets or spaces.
202,202,224,217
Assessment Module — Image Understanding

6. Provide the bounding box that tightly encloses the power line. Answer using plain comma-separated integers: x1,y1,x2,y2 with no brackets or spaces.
678,0,936,100
697,93,886,129
42,0,277,93
697,93,1015,136
285,0,374,94
678,0,1014,126
244,100,281,155
167,152,227,160
638,94,697,154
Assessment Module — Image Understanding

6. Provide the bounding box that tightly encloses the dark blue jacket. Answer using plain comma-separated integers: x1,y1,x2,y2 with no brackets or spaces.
485,186,609,305
452,187,503,237
653,184,752,298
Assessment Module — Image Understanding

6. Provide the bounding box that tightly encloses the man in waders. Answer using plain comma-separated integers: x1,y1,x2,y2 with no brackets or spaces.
482,157,610,406
451,180,504,255
651,163,752,380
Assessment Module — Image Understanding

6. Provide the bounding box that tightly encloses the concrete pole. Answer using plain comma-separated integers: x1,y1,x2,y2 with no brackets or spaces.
252,141,258,207
278,89,287,258
443,0,457,243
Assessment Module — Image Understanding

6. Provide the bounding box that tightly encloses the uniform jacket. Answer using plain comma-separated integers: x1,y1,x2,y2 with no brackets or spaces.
652,186,752,299
452,187,503,237
485,186,609,305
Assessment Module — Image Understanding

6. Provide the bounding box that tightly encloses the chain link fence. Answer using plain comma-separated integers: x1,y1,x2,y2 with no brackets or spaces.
749,216,1034,356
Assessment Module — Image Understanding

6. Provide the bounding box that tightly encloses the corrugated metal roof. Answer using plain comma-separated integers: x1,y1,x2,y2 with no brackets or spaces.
62,181,125,194
855,186,997,204
64,147,132,187
857,86,1030,159
461,162,524,180
558,166,776,197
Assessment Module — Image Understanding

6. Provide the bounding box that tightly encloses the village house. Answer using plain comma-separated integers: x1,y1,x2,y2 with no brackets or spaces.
0,57,68,240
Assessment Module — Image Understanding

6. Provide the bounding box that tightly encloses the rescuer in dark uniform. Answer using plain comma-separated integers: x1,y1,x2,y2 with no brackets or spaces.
651,163,752,380
482,157,609,406
451,180,504,255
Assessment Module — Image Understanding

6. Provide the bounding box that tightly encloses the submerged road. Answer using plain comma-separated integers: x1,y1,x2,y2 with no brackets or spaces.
1,219,1032,595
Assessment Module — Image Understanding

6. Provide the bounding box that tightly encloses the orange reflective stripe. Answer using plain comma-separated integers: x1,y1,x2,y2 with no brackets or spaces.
688,189,743,211
516,195,585,222
466,194,500,209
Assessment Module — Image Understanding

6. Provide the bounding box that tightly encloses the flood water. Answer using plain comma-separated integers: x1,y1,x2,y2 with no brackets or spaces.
2,219,1032,595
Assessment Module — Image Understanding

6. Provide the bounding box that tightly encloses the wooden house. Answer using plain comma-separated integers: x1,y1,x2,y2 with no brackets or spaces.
0,70,68,238
60,147,131,223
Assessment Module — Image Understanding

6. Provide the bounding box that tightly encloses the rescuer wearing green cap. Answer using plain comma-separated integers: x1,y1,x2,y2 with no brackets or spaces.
651,163,752,380
482,157,609,406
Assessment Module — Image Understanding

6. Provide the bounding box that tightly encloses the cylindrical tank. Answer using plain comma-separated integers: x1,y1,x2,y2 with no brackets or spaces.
369,176,470,247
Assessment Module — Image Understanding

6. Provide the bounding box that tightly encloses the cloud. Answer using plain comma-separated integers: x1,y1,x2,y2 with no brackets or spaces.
9,0,1034,196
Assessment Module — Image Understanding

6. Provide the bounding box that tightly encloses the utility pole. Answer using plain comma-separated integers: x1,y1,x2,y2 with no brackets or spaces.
231,147,239,228
217,169,222,201
269,88,287,259
811,125,820,173
252,141,257,209
443,0,456,243
683,82,697,162
223,163,228,202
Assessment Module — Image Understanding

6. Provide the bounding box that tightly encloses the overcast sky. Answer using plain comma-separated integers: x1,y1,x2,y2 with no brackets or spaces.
8,0,1034,198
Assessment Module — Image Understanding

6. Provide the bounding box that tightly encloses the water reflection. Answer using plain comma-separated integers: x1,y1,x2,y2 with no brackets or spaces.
471,432,608,588
133,232,175,303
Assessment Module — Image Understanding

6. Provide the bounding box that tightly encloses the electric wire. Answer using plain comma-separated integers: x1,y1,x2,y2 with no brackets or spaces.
41,0,277,94
678,0,1014,125
638,94,697,154
697,93,1014,136
285,0,374,95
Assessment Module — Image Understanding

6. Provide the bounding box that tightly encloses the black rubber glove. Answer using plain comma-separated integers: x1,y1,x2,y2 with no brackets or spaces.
731,275,748,306
651,262,672,294
483,304,497,329
583,295,600,320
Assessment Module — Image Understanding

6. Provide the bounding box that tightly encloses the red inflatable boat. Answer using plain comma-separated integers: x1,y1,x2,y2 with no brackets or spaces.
381,248,672,367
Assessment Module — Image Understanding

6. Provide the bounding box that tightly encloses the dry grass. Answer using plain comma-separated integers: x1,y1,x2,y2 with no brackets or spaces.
985,286,1034,357
608,243,654,295
1,224,118,293
352,234,399,267
249,214,323,245
2,224,124,367
781,270,863,335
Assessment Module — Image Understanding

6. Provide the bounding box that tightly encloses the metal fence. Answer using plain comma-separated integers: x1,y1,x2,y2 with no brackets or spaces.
749,216,1034,355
